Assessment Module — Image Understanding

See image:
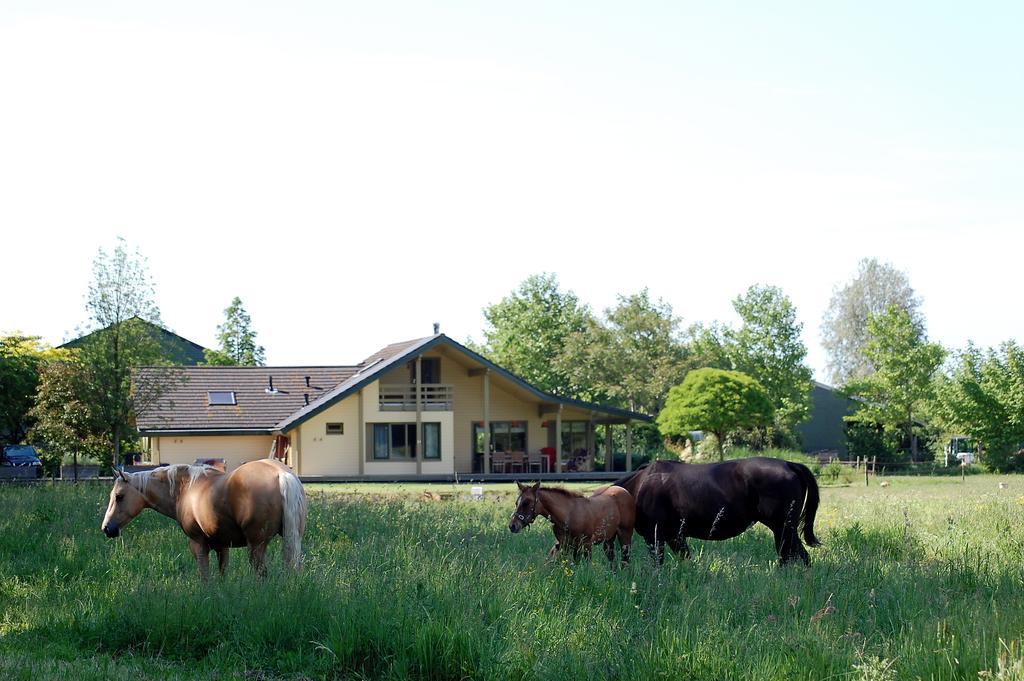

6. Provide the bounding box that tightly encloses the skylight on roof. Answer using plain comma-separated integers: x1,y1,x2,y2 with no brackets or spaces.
208,391,236,406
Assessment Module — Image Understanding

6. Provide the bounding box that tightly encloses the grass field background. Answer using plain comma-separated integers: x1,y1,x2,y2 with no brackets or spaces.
2,475,1024,680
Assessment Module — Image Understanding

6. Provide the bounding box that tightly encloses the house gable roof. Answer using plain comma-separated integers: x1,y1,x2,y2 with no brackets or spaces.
274,334,651,432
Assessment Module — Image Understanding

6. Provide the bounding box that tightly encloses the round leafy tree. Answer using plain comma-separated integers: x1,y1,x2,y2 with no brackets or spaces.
657,368,774,461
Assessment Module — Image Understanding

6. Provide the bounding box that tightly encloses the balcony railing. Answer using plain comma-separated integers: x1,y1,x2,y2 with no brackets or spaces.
378,384,454,411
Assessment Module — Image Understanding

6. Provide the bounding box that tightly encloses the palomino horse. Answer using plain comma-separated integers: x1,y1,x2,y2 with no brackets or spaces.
612,457,821,565
101,458,307,580
508,481,635,566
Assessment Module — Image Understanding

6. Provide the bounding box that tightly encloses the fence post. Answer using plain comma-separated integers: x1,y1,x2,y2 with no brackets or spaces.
872,456,877,477
865,459,869,486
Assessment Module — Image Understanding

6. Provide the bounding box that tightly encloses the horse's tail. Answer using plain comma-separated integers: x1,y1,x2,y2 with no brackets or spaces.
278,469,308,570
788,461,821,547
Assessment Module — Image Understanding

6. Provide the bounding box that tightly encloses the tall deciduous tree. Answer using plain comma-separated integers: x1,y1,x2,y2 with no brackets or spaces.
657,368,774,461
204,297,266,366
472,273,592,396
933,342,1024,471
821,258,923,386
726,285,812,445
558,290,688,415
28,351,105,480
0,334,59,445
845,306,944,461
76,238,169,467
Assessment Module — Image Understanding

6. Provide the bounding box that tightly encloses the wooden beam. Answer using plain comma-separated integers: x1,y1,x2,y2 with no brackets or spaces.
605,423,612,472
555,405,563,473
415,356,422,476
483,369,491,474
357,390,364,476
468,368,487,377
587,412,595,472
626,422,633,472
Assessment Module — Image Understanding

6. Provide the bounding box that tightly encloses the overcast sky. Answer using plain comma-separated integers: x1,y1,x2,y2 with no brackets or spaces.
2,2,1020,381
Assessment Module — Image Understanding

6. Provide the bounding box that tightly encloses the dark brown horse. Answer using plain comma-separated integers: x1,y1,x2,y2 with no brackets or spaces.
508,481,635,566
101,459,307,580
612,457,820,565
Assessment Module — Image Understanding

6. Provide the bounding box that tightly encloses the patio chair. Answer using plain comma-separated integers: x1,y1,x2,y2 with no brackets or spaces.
508,451,526,473
491,451,510,473
527,452,547,474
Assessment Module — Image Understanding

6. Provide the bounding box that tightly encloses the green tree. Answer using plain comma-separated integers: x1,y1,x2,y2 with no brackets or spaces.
726,285,812,446
204,297,266,366
933,342,1024,471
844,306,945,461
657,368,774,461
685,322,731,371
821,258,923,385
471,273,592,396
28,351,106,479
0,334,60,445
558,289,688,415
76,238,172,468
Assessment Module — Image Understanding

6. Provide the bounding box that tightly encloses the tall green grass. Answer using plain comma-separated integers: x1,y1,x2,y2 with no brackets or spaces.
2,477,1024,679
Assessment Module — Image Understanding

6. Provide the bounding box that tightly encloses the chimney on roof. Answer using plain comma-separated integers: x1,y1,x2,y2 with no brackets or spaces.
433,322,440,335
265,375,278,394
305,375,310,388
304,393,309,406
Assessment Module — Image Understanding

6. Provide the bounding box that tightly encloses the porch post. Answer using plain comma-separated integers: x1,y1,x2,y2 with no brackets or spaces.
587,412,595,472
483,368,491,474
415,356,423,476
555,405,563,473
357,390,364,476
294,427,302,475
626,421,633,472
604,423,612,472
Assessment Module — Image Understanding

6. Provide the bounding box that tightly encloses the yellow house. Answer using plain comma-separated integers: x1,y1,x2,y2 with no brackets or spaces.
135,334,650,479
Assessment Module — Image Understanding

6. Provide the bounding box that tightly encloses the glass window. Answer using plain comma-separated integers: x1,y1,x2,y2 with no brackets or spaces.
370,423,441,460
391,424,409,457
473,421,528,453
409,358,441,384
561,421,588,454
373,424,390,459
207,391,236,405
424,423,441,459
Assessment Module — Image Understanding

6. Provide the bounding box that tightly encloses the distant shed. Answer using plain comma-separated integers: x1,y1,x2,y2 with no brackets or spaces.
798,381,861,458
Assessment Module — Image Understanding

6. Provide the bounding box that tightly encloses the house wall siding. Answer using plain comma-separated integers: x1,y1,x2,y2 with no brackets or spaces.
153,435,274,472
298,393,361,476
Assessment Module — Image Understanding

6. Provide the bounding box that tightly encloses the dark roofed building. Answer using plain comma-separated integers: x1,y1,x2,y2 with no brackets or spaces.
797,381,862,458
62,318,209,366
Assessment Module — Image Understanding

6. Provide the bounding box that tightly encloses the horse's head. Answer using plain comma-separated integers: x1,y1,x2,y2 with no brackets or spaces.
509,481,541,533
101,470,147,538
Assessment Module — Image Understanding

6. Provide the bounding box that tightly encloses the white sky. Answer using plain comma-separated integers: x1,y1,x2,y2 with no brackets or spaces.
2,3,1021,380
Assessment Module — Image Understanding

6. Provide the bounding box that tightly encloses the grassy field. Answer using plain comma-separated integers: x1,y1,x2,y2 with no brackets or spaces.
2,475,1024,680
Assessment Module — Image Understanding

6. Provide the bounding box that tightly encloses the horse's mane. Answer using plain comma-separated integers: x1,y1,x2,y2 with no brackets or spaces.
539,486,585,499
132,464,217,495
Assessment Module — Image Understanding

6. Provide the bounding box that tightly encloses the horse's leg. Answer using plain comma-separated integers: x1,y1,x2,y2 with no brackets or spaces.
771,518,809,566
603,539,616,565
247,541,268,577
667,535,690,560
617,527,633,566
216,547,230,576
189,538,211,582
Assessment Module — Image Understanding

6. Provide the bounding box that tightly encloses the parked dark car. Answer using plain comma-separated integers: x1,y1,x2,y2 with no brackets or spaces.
2,445,43,477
